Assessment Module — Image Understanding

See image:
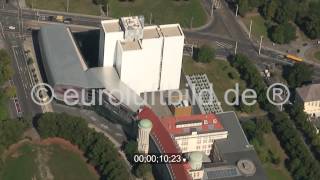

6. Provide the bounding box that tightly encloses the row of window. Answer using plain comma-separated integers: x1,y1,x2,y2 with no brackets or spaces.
306,101,320,107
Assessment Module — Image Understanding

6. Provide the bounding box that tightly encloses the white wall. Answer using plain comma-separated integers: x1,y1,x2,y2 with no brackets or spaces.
160,35,184,91
119,48,144,94
140,37,163,91
102,31,123,67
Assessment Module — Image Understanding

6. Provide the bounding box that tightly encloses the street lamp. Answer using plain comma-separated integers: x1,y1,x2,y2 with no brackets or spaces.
259,36,263,55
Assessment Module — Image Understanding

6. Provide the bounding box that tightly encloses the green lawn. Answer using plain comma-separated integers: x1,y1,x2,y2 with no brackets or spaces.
315,51,320,61
25,0,101,15
25,0,207,27
108,0,207,28
263,133,292,180
0,142,98,180
243,15,268,39
182,57,246,111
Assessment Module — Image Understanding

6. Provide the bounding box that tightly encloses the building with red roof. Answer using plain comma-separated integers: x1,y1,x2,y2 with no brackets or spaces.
161,113,228,155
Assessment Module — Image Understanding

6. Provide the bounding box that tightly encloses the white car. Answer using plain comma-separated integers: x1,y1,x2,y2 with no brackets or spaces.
8,26,16,30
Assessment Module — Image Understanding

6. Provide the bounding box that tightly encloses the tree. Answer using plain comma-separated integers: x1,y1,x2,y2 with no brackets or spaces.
0,49,14,85
134,164,153,179
195,45,215,63
123,140,138,163
256,117,272,133
261,0,278,20
269,22,296,44
285,63,313,88
27,57,34,65
238,0,250,16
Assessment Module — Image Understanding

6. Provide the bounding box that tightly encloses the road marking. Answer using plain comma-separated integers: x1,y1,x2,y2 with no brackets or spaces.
215,41,233,49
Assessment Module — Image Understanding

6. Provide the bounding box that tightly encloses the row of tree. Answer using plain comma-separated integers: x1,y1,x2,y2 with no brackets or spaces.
0,49,16,98
123,140,154,180
34,112,131,180
242,117,280,164
230,54,320,180
229,54,268,107
284,63,313,89
288,103,320,160
236,0,320,41
269,108,320,180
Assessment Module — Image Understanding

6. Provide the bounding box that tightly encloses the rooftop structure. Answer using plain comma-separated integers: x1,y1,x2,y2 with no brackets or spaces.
120,40,142,51
296,83,320,117
120,16,144,40
296,83,320,102
161,114,224,136
201,112,267,180
186,74,223,114
102,20,122,32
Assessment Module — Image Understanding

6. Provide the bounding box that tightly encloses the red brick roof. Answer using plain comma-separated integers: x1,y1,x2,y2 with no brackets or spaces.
161,114,224,136
138,106,191,180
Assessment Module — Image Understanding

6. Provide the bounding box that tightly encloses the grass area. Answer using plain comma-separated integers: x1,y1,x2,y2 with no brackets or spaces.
108,0,207,28
25,0,101,15
262,133,292,180
243,14,268,39
0,142,98,180
315,51,320,61
25,0,207,27
182,57,246,111
0,96,9,121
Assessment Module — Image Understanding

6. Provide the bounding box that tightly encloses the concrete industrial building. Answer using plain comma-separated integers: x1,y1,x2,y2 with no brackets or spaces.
99,16,185,94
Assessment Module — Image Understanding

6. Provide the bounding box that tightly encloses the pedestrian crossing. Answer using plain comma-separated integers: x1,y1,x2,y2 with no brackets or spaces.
215,41,233,49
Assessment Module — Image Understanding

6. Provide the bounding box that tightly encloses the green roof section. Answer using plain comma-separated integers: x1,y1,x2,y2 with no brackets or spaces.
138,119,153,129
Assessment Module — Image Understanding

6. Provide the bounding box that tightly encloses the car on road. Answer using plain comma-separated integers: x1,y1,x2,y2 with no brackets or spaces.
8,26,16,30
13,98,22,117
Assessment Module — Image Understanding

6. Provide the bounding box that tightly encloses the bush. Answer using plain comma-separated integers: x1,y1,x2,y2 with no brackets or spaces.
195,45,215,63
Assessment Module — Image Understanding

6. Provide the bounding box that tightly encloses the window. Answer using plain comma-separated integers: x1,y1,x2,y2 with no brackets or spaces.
197,138,201,144
203,138,207,143
196,146,200,150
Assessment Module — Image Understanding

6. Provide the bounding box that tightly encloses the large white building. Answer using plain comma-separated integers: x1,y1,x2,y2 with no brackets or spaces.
99,16,184,94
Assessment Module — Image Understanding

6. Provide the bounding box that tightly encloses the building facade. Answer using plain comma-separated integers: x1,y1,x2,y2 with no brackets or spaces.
296,83,320,118
99,16,184,94
161,114,228,156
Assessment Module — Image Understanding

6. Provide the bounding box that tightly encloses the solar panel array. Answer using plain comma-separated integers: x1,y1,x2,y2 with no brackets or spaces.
186,74,223,114
206,166,240,179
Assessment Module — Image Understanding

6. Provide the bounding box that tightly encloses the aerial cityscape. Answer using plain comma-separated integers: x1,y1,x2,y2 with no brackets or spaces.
0,0,320,180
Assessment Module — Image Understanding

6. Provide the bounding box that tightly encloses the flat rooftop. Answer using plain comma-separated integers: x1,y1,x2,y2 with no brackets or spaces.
161,114,225,136
102,21,122,32
120,40,142,51
160,25,182,37
143,27,161,39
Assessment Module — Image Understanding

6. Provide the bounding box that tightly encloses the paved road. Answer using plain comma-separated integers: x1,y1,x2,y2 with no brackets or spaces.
0,5,42,118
